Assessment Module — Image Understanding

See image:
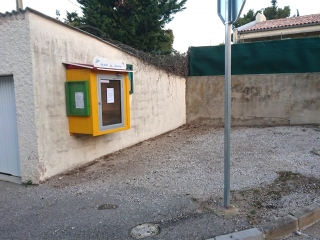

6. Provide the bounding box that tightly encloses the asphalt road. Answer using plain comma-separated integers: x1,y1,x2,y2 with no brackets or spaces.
0,178,245,239
1,125,319,240
286,221,320,240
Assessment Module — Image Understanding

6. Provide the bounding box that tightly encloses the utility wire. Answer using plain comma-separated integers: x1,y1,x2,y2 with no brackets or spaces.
66,0,82,10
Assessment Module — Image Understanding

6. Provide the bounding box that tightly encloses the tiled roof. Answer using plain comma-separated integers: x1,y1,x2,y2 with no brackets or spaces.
0,8,26,17
240,13,320,32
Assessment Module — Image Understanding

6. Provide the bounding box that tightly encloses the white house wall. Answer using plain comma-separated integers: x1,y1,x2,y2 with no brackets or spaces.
0,12,40,183
27,12,186,181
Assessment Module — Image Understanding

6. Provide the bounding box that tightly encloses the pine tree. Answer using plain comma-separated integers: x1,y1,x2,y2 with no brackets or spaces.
65,0,187,53
264,0,290,20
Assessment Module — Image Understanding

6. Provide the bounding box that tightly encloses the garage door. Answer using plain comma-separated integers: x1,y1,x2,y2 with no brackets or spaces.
0,75,20,176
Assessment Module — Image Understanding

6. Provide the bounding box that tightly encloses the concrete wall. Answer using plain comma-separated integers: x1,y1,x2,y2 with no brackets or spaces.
187,74,320,126
0,10,185,183
0,12,40,183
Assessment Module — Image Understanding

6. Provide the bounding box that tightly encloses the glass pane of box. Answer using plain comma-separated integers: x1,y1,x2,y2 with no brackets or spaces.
100,80,122,126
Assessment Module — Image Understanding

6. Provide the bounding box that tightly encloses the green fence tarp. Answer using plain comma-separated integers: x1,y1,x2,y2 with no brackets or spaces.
189,37,320,76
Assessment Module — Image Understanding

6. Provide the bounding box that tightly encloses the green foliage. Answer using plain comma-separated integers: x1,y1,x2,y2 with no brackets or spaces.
159,29,175,54
233,9,255,28
64,11,83,26
65,0,187,54
263,0,290,20
22,180,33,187
234,0,291,28
250,209,257,215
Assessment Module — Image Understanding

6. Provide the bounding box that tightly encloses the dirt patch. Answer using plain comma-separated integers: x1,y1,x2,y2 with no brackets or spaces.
231,171,320,225
181,171,320,228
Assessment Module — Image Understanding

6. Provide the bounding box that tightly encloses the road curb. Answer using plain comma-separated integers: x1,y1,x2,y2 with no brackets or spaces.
261,201,320,239
262,214,298,239
207,228,263,240
262,201,320,239
293,202,320,230
207,201,320,240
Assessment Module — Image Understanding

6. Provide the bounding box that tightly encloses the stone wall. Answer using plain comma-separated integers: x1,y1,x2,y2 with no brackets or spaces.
187,74,320,126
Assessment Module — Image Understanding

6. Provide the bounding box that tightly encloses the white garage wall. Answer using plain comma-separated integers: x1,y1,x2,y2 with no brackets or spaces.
0,11,40,183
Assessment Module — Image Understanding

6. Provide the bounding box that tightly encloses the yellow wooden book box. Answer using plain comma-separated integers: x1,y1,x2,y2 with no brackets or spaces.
64,60,132,136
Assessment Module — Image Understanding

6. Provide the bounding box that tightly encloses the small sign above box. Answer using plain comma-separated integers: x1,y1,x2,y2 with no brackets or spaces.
93,56,126,70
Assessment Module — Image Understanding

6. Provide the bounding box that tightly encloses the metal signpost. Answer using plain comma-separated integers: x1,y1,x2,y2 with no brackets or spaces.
217,0,246,208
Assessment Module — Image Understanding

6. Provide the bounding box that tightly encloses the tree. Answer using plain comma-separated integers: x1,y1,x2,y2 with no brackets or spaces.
233,9,255,28
159,29,174,54
65,0,187,54
263,0,290,20
64,11,83,26
234,0,291,28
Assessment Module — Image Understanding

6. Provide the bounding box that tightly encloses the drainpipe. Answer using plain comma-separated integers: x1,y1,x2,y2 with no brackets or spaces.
233,29,239,44
16,0,23,11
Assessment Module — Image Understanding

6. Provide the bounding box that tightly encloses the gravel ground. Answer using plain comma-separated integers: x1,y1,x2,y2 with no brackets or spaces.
1,125,320,239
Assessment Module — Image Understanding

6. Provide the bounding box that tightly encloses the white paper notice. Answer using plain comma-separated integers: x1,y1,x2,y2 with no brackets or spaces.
75,92,84,109
107,88,115,103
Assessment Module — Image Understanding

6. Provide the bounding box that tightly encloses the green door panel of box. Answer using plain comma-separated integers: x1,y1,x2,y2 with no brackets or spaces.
65,81,90,116
126,64,134,94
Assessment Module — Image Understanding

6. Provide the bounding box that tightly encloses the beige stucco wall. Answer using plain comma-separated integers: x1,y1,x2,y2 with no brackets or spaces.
187,74,320,126
26,12,186,182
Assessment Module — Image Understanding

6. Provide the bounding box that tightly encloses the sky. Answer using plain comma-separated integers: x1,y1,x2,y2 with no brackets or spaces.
0,0,319,53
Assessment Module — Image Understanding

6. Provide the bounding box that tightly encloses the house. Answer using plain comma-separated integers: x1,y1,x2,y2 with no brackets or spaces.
233,12,320,43
0,8,186,184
